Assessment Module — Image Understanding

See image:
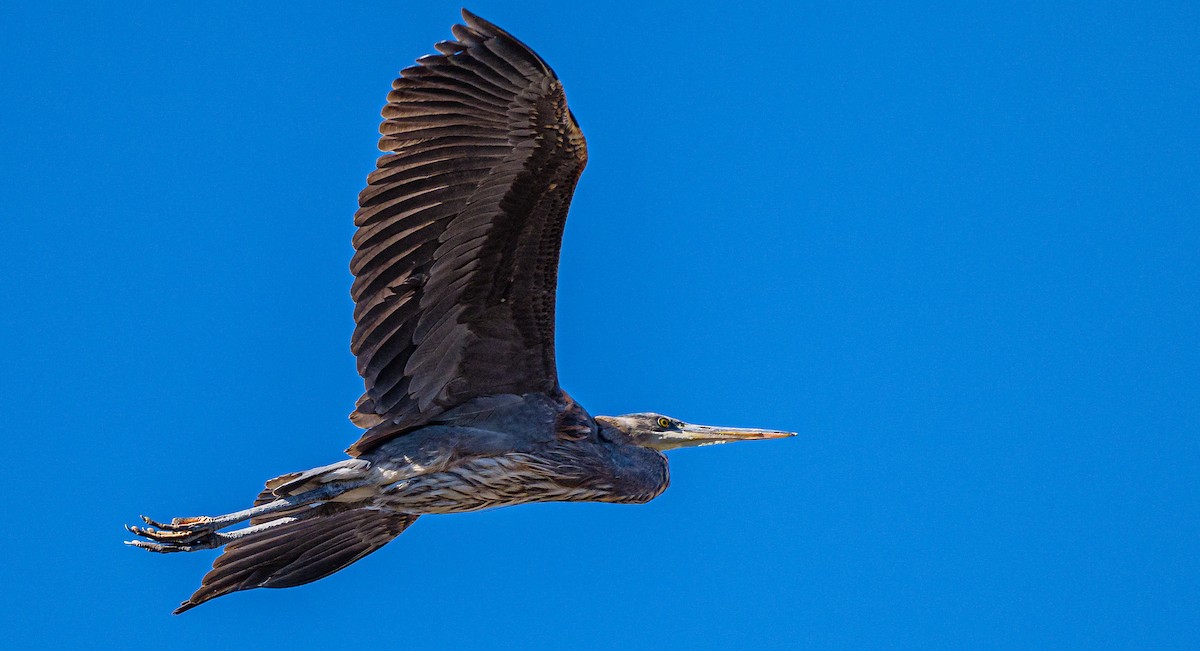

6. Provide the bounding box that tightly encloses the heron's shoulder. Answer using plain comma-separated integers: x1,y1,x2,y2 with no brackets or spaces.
429,393,566,436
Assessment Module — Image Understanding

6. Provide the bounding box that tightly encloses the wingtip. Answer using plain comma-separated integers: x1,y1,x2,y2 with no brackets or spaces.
460,7,486,25
450,8,554,78
459,8,502,37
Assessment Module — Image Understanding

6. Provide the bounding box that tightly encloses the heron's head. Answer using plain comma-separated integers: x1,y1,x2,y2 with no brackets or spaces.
596,413,795,451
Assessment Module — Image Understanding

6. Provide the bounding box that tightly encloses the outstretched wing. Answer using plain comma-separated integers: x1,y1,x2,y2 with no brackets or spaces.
347,10,587,455
174,509,418,614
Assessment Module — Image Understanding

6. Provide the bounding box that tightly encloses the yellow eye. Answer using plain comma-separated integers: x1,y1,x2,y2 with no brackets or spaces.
657,417,672,428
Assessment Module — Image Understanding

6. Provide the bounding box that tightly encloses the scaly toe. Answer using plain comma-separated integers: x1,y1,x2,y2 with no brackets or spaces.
139,514,215,533
139,515,172,529
125,539,196,553
128,524,210,544
171,516,213,528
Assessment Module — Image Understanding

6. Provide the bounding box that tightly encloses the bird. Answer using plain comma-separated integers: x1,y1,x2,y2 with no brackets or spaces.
125,9,794,614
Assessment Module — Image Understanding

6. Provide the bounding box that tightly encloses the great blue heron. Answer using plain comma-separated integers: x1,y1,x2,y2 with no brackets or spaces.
126,9,794,614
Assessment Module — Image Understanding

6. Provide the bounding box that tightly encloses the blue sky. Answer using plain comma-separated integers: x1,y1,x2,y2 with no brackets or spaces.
2,1,1197,648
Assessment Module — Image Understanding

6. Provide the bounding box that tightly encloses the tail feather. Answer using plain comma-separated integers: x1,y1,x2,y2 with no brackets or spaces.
174,508,417,614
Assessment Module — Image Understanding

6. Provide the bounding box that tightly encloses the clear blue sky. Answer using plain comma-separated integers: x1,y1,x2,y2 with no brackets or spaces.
2,2,1197,648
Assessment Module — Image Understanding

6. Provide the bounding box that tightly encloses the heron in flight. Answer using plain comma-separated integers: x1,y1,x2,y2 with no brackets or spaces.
126,9,793,614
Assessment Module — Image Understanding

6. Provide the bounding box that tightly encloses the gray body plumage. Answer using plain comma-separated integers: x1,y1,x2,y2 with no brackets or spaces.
335,394,669,515
126,9,790,614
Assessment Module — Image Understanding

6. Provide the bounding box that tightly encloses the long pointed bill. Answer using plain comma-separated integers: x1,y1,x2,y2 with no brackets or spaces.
652,423,796,451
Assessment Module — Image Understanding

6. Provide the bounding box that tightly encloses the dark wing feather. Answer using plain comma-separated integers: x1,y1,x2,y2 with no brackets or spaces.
347,10,587,455
174,509,418,614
